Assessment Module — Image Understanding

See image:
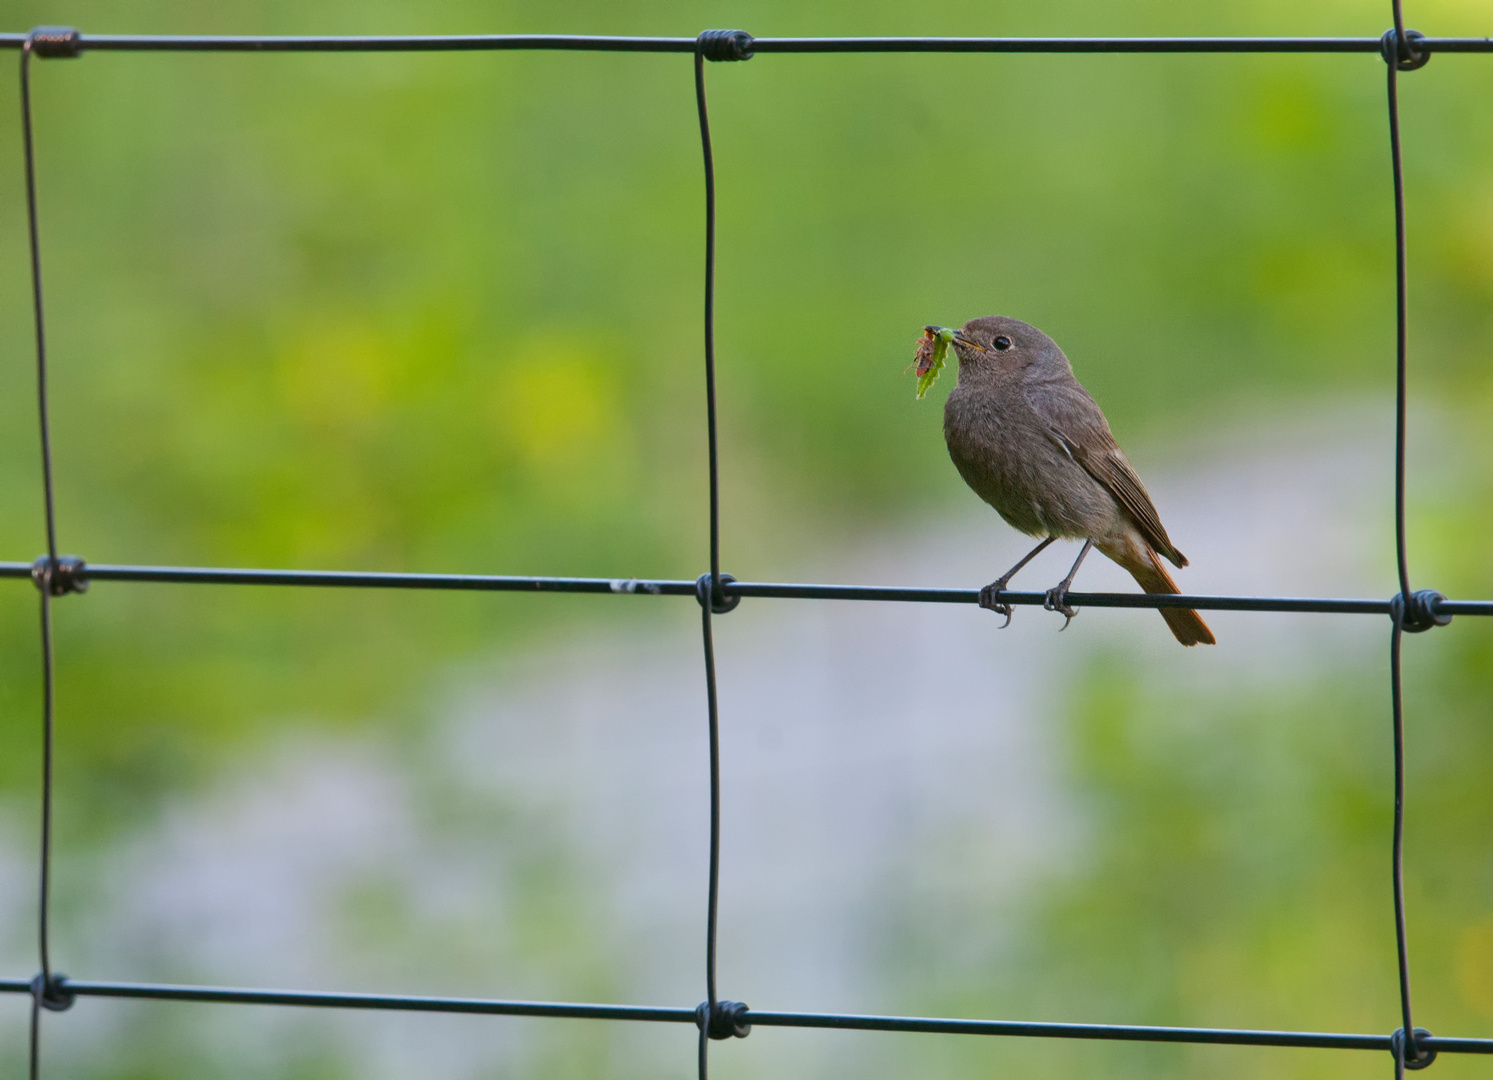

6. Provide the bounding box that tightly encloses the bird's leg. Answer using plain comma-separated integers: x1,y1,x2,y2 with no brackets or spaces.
1044,539,1094,630
979,536,1057,628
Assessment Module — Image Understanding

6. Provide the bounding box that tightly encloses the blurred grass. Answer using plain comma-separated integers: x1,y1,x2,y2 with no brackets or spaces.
0,0,1490,1077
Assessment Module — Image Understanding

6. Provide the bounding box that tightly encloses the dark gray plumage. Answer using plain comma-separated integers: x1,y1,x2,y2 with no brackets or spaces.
939,315,1214,646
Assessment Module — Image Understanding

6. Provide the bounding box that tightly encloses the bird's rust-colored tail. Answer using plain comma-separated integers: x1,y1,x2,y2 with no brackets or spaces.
1121,547,1215,647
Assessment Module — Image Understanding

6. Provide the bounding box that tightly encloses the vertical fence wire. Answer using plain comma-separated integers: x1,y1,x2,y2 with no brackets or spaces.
1385,7,1419,1073
20,32,62,1080
694,40,724,1080
1390,2,1414,608
697,595,723,1080
1389,622,1414,1079
691,33,753,1076
696,45,723,607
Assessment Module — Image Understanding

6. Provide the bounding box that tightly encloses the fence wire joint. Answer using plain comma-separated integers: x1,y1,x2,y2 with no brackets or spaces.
696,572,740,614
1390,589,1449,633
31,555,88,596
1393,1027,1437,1070
27,27,81,59
31,973,74,1012
697,29,753,61
1381,27,1429,69
696,999,751,1039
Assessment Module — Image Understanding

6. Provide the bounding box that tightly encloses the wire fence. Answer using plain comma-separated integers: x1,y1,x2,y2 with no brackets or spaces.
3,9,1493,1078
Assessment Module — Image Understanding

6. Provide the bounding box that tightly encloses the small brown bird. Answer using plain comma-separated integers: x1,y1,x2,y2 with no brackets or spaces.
933,315,1214,646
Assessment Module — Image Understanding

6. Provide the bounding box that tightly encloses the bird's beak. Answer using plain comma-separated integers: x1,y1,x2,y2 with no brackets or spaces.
947,329,986,353
926,325,986,352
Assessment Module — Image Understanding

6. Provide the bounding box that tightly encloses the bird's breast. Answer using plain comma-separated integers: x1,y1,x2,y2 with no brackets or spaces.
943,379,1118,540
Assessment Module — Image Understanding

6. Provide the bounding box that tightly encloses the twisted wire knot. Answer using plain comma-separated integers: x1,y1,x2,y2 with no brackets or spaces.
1392,1027,1437,1070
30,973,74,1012
31,555,89,597
696,572,740,614
697,29,753,62
696,999,751,1039
27,26,82,59
1380,28,1429,71
1390,589,1449,633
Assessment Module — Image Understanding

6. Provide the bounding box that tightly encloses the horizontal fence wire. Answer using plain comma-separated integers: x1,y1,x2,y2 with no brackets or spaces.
3,978,1493,1055
5,14,1492,1080
1,33,1492,53
2,560,1491,616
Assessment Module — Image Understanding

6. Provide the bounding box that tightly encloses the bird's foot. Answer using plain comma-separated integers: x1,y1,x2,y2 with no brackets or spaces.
1043,586,1079,630
978,581,1014,628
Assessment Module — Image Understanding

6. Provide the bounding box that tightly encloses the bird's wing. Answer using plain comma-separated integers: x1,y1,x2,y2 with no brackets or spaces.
1025,379,1188,568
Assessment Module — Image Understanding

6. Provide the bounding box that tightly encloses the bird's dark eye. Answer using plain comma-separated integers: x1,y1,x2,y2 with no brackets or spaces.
993,336,1012,351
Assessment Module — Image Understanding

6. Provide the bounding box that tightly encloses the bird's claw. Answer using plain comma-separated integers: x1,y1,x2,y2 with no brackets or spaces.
1044,587,1079,630
978,582,1014,628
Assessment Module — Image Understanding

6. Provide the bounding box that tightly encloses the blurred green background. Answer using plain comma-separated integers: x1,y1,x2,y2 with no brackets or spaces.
0,0,1490,1077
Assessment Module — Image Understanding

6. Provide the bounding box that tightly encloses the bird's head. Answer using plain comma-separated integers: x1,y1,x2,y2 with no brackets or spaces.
930,315,1054,372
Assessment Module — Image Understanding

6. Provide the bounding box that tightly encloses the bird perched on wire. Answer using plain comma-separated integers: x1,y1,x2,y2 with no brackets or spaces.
925,315,1214,646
